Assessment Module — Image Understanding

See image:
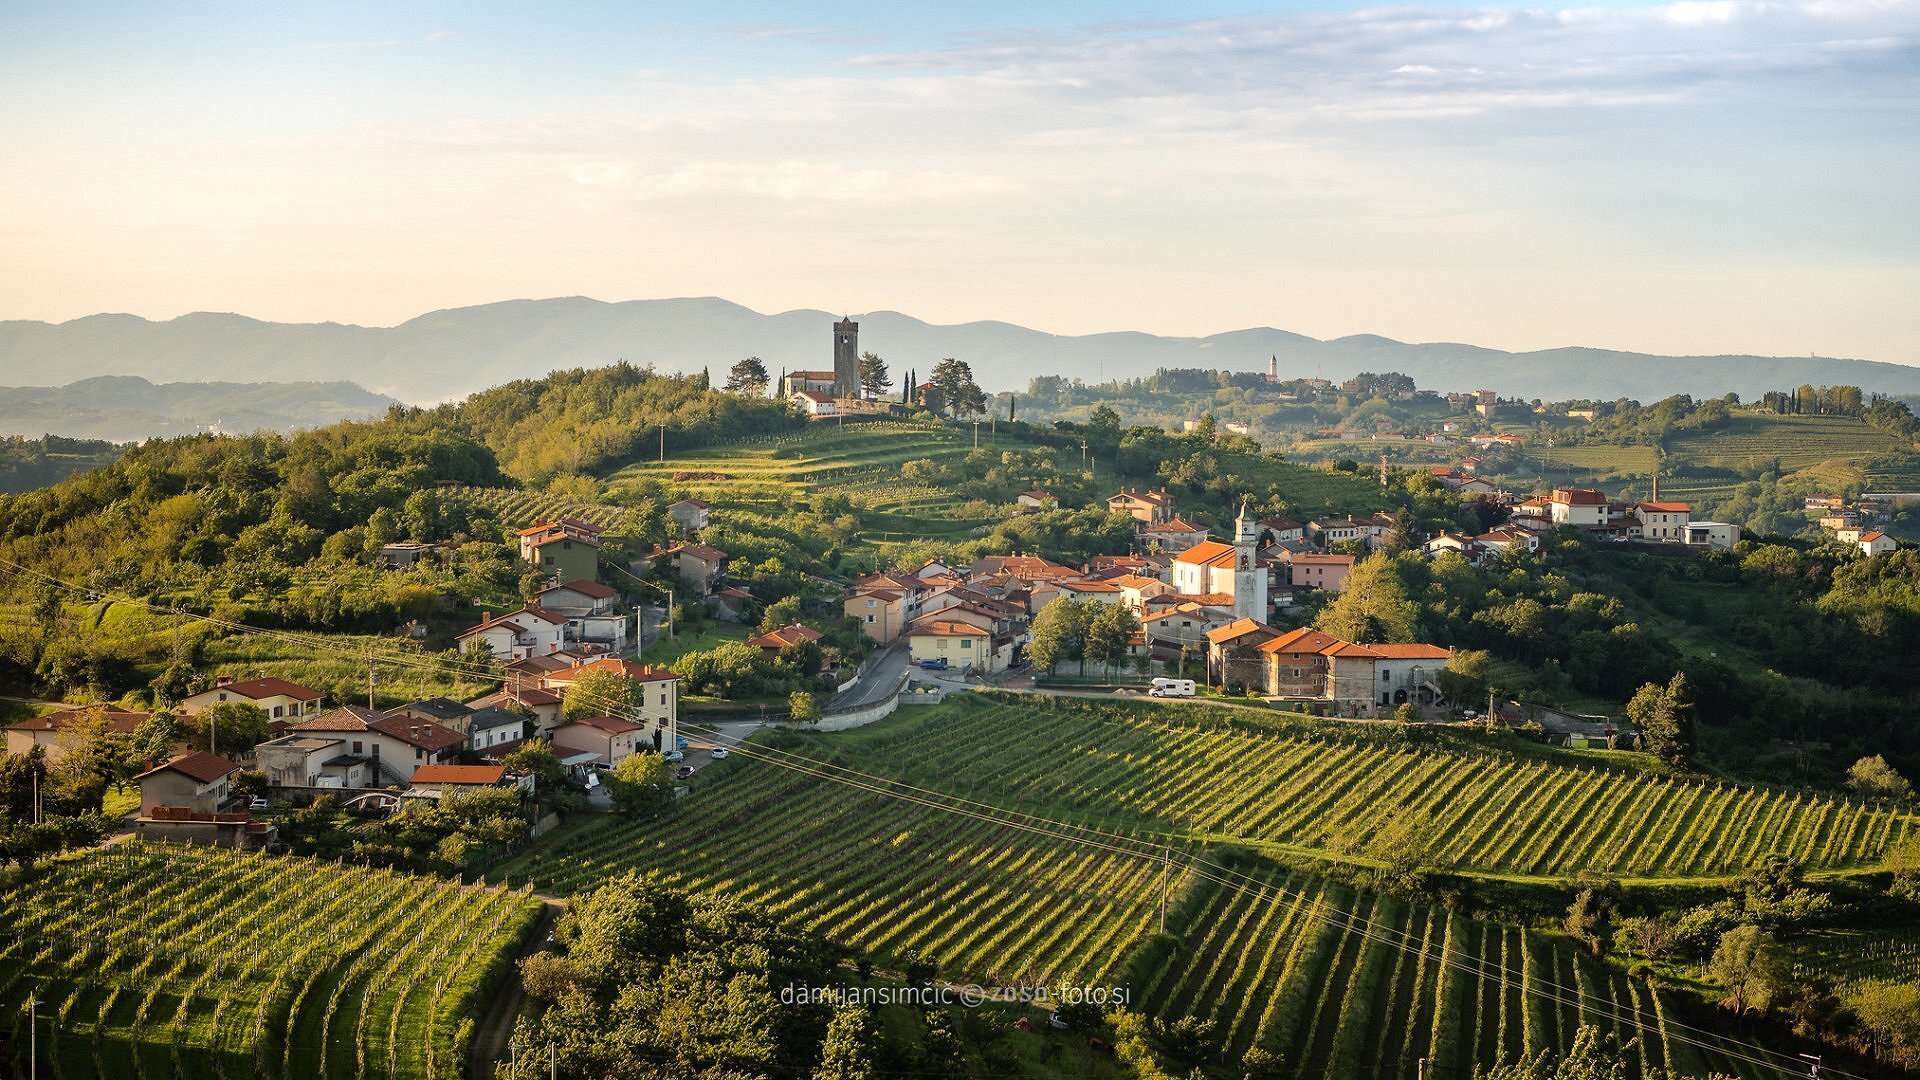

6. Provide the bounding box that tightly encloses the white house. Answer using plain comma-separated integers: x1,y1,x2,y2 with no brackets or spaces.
1634,502,1693,542
1548,489,1609,528
792,390,837,416
1686,521,1743,550
455,605,570,662
1858,530,1898,557
667,498,711,531
176,676,323,721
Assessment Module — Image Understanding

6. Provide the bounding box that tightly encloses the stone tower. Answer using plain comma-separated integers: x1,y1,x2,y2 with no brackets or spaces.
1231,500,1268,622
833,316,859,399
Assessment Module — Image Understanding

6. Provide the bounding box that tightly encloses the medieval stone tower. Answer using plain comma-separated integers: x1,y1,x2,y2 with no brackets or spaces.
833,316,859,399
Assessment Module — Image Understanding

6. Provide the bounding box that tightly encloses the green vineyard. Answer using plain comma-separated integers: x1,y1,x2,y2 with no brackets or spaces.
517,762,1173,985
446,486,639,533
502,694,1871,1077
764,696,1912,880
0,842,542,1080
1137,863,1774,1078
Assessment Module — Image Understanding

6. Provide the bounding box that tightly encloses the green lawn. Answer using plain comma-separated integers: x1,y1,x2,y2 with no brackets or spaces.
639,623,750,666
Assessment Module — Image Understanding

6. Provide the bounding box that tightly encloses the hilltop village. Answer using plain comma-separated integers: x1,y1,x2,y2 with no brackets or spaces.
2,319,1919,1080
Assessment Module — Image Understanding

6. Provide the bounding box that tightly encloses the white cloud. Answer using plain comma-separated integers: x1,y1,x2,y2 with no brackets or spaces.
566,160,1018,202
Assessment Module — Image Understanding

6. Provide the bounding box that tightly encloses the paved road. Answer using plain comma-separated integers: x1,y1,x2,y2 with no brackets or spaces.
830,640,914,710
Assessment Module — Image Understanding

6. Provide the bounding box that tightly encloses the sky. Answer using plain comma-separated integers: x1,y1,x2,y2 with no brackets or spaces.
1,0,1916,362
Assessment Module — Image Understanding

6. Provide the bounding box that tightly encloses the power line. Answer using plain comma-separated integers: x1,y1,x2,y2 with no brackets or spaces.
0,558,1859,1078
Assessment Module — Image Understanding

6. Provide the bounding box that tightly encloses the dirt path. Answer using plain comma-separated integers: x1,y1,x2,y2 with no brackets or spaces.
468,897,565,1078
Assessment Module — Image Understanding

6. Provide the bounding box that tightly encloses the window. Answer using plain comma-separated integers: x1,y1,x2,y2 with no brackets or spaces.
273,705,284,718
1382,671,1391,683
352,741,363,754
961,639,973,650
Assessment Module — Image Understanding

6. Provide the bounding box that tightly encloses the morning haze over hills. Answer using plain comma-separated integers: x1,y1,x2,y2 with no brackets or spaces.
5,296,1919,415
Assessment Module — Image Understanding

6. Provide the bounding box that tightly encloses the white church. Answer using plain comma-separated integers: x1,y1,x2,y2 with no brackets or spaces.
1167,502,1269,621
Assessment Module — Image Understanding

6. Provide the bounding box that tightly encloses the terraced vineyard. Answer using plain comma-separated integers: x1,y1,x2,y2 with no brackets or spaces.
605,420,999,515
446,486,639,533
796,696,1912,879
1136,863,1772,1078
0,842,541,1080
518,762,1175,985
509,695,1856,1077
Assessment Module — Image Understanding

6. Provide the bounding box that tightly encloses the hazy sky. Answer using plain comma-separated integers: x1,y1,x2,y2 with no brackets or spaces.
2,0,1916,361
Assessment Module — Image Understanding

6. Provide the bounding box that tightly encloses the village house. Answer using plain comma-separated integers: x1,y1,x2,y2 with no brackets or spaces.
539,658,679,751
253,734,374,789
1141,602,1234,650
532,579,629,650
1858,530,1898,557
136,751,240,815
384,696,475,734
1106,572,1175,611
1016,490,1058,510
1107,487,1176,525
551,715,648,768
1634,501,1693,542
792,390,837,416
1204,618,1284,690
1287,553,1355,593
656,543,728,596
5,707,148,762
288,706,464,786
518,517,604,584
455,604,570,662
132,751,275,850
1684,521,1742,549
466,706,531,752
408,764,527,799
746,622,825,659
846,587,909,643
1547,488,1609,528
781,370,837,397
666,498,711,532
906,618,995,672
1141,515,1208,554
176,675,323,721
466,685,564,736
378,541,436,569
1258,517,1305,544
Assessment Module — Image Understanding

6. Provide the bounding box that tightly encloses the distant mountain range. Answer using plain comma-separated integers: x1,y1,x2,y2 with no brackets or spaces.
3,297,1918,405
0,376,398,442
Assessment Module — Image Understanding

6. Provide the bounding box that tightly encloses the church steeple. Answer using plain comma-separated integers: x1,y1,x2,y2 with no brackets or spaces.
1235,499,1258,546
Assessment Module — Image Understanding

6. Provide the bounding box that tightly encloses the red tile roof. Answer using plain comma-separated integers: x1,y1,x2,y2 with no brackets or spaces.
1364,644,1452,659
539,579,617,599
137,751,239,785
910,620,990,637
6,707,148,734
291,706,384,732
547,658,678,684
1204,618,1277,644
411,764,508,786
1258,627,1344,655
567,714,646,735
1637,502,1692,514
367,714,466,753
748,623,825,649
1172,540,1239,568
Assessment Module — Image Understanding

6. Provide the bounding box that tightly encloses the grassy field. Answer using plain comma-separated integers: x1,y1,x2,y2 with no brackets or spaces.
0,841,540,1080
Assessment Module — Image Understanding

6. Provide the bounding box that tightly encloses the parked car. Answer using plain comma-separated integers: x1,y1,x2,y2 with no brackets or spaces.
675,765,695,780
676,736,689,750
918,657,948,670
247,797,269,812
1148,678,1197,698
663,749,685,763
710,747,730,759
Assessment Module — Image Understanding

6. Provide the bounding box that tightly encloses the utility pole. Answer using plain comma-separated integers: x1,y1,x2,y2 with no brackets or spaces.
550,1044,558,1080
368,653,378,711
1158,846,1171,934
659,423,665,463
25,990,37,1080
1417,1058,1427,1080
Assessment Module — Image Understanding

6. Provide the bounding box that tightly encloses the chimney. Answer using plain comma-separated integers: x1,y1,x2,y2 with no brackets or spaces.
481,611,491,623
216,674,234,687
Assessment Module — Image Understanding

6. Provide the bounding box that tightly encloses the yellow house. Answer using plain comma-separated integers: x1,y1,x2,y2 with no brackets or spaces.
907,620,991,669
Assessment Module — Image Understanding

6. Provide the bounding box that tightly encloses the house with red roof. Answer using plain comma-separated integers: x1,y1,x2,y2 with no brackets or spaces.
177,675,323,721
1859,530,1898,557
747,623,825,658
1106,487,1175,525
5,706,149,762
792,389,837,416
455,604,570,662
551,714,650,767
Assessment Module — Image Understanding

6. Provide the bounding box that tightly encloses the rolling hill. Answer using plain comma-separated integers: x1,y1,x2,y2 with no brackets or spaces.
5,297,1919,405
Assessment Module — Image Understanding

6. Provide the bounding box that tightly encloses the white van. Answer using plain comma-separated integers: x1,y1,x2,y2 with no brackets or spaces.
1148,678,1196,698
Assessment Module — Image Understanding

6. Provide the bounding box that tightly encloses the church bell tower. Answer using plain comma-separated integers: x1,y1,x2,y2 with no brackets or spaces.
833,316,859,399
1231,500,1268,621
